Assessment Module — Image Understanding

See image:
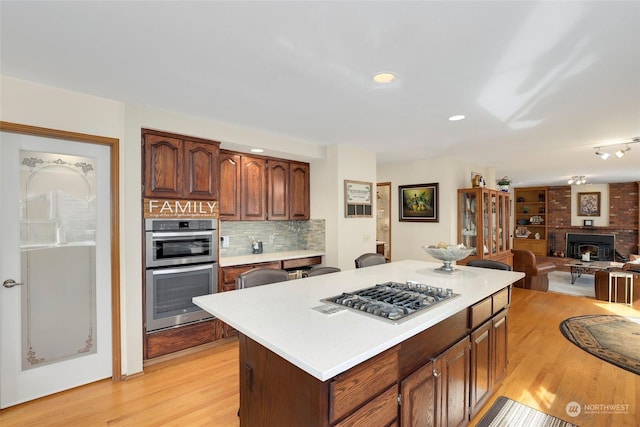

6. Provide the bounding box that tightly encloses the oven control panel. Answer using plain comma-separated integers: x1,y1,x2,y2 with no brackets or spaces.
146,219,215,231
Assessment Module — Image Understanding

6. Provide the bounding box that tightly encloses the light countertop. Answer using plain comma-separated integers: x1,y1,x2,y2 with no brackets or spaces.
219,250,325,267
193,259,524,381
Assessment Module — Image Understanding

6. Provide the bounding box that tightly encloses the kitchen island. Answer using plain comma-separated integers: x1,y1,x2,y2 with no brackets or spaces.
194,260,524,426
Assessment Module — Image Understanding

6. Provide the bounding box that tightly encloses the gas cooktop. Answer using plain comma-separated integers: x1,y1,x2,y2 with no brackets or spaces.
323,281,460,324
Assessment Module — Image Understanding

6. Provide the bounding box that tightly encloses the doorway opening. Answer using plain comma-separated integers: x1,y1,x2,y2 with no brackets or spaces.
376,182,391,261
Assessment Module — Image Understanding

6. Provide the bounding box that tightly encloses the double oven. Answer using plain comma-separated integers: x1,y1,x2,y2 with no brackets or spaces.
145,218,218,332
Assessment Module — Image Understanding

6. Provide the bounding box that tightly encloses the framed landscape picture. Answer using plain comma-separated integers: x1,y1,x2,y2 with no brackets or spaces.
399,183,439,222
577,192,600,216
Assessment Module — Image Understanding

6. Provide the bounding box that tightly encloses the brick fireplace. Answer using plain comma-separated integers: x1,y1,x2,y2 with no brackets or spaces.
547,183,639,259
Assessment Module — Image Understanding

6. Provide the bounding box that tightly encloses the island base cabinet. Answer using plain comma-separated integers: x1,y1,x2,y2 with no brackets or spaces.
400,359,439,427
440,337,470,427
470,321,492,418
239,334,329,427
469,309,509,418
235,287,511,427
400,336,470,427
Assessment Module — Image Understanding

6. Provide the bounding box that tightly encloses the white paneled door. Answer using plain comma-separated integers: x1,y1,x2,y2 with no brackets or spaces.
1,130,112,408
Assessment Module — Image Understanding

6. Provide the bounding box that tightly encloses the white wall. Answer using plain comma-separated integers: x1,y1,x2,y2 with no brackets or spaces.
377,157,494,263
2,75,375,376
0,76,129,369
334,145,377,271
570,183,609,226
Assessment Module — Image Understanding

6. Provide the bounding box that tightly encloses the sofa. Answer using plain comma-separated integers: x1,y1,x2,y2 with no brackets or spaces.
594,260,640,304
512,249,556,292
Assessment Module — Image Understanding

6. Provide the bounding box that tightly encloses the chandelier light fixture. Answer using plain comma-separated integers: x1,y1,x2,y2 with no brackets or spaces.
567,176,587,185
594,137,639,160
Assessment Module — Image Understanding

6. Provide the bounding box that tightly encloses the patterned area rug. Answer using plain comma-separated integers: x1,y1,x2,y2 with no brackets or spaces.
560,315,640,375
477,396,577,427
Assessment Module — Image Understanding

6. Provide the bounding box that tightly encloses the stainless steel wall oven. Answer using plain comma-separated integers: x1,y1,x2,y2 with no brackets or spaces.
145,219,218,332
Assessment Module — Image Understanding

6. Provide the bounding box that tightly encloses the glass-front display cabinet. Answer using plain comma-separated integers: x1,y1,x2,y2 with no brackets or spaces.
458,188,512,266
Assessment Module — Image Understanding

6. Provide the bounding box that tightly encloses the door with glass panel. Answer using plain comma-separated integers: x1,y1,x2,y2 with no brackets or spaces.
1,127,113,408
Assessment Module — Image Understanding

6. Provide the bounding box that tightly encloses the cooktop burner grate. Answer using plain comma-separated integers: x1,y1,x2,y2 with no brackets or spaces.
323,281,460,323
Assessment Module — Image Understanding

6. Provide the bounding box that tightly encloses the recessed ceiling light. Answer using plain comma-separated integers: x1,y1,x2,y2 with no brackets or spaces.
373,72,396,84
250,148,264,153
448,115,466,121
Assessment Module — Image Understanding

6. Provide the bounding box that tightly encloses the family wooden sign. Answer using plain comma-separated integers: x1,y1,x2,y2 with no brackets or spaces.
144,198,219,218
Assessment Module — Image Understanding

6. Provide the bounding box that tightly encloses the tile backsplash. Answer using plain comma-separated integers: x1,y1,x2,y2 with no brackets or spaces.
219,219,325,256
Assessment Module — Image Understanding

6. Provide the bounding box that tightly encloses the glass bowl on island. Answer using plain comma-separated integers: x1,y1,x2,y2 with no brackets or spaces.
422,244,474,274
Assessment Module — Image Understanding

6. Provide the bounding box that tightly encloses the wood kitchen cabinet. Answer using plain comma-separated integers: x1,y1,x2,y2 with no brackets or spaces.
469,288,510,418
219,150,310,221
219,256,321,292
458,188,512,266
400,336,470,427
219,261,282,293
268,159,311,220
218,151,241,220
142,129,219,200
241,155,268,220
289,161,310,220
235,285,511,426
267,159,289,220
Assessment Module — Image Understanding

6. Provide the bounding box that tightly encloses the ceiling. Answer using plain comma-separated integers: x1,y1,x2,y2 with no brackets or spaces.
1,1,639,187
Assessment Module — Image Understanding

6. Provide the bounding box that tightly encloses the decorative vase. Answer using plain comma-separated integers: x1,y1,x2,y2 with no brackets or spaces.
498,184,509,192
523,206,529,213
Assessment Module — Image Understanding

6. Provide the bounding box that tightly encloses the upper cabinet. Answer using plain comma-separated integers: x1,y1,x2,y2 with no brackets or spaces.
267,159,289,220
218,151,241,220
458,188,512,265
289,161,310,220
513,186,549,256
143,129,219,200
241,155,268,221
218,150,310,221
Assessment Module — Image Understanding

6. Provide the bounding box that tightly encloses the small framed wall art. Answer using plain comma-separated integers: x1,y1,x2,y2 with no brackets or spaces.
583,219,594,227
399,183,439,222
577,192,600,217
344,180,372,217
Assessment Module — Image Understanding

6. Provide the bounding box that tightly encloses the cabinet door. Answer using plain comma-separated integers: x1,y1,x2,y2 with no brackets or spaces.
492,309,509,386
469,321,492,418
400,359,439,427
267,160,289,220
241,156,267,220
143,133,184,198
440,336,470,427
290,161,310,220
184,140,218,200
219,151,241,220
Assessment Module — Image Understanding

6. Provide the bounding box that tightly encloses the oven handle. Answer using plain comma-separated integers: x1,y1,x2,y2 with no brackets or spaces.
149,263,215,275
151,231,214,239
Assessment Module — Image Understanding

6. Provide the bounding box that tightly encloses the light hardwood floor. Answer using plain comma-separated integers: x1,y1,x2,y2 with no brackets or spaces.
1,288,637,426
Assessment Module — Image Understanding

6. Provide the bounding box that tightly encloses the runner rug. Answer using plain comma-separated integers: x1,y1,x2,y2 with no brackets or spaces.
477,396,577,427
559,315,640,375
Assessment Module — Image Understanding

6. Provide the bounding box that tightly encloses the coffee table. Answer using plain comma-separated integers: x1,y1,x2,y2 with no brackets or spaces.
564,260,624,284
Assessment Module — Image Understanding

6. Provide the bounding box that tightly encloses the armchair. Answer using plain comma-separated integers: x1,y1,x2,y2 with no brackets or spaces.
511,249,556,292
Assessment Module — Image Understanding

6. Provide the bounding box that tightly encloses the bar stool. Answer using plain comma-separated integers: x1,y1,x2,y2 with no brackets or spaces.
608,271,634,306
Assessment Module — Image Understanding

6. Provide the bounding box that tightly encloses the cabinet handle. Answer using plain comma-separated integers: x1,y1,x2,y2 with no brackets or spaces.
432,369,440,377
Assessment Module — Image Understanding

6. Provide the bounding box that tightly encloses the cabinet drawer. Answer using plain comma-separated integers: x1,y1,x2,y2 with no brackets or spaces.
329,346,398,424
492,287,510,314
221,262,282,286
282,256,322,269
333,385,397,427
469,297,492,330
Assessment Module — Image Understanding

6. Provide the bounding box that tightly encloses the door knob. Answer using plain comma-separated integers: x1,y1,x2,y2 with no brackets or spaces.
2,279,24,288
